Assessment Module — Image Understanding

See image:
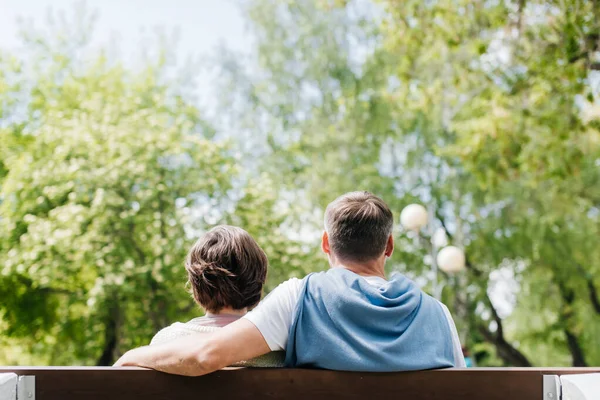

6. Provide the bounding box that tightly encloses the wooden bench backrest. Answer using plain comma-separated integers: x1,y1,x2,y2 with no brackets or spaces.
2,367,600,400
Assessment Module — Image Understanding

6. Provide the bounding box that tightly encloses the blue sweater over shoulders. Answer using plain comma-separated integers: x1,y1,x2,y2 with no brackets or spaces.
284,268,455,371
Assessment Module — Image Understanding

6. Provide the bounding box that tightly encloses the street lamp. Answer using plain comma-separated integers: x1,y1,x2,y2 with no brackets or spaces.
437,246,466,274
399,204,428,231
400,204,466,299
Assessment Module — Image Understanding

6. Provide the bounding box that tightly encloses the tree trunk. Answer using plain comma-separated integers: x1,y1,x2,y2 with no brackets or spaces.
96,302,121,366
557,282,588,367
477,324,532,367
564,329,588,367
585,276,600,315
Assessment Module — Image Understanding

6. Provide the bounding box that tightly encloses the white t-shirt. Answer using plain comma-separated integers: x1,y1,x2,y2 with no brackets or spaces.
244,275,467,368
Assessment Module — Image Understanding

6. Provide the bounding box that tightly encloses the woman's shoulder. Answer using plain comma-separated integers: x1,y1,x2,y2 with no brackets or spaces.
149,319,220,346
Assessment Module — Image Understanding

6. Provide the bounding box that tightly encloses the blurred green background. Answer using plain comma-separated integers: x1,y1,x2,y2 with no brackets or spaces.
1,0,599,367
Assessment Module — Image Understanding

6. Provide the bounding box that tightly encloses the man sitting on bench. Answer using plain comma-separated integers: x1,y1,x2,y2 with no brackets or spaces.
115,191,465,375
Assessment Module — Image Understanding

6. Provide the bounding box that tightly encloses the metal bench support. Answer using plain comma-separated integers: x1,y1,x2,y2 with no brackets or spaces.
0,374,35,400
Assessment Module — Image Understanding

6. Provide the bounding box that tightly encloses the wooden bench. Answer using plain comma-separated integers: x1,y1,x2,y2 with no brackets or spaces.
1,367,599,400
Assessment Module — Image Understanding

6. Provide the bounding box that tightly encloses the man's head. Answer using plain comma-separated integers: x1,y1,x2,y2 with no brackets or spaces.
185,225,268,314
323,191,394,265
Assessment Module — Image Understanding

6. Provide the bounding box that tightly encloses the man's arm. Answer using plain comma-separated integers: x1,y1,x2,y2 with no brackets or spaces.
114,319,270,376
439,303,466,367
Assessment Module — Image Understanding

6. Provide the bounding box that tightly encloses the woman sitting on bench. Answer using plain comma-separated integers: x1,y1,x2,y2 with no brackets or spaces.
150,225,284,367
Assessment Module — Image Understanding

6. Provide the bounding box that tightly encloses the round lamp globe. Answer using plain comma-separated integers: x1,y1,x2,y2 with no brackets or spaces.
400,204,428,231
437,246,466,273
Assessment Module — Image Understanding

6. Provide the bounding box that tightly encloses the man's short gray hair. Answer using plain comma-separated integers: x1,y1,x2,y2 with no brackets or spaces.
324,191,393,262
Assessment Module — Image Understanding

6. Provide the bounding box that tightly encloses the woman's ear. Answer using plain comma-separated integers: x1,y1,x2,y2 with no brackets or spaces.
321,231,330,254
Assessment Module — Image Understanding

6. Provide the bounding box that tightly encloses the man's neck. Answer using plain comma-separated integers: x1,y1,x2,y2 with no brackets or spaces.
331,258,386,279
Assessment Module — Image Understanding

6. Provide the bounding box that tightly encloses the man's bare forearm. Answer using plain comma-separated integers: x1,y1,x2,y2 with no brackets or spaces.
114,319,271,376
114,334,218,376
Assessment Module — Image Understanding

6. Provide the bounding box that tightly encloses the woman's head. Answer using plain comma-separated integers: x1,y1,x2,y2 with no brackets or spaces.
185,225,268,313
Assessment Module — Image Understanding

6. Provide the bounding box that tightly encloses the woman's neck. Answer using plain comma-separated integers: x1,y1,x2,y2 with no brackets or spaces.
206,307,248,317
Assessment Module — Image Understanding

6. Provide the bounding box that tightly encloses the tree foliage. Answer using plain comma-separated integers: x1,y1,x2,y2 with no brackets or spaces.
1,0,599,367
0,16,233,364
214,0,600,367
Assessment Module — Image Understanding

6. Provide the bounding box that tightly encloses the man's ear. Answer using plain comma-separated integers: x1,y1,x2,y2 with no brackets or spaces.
321,231,330,254
384,234,394,258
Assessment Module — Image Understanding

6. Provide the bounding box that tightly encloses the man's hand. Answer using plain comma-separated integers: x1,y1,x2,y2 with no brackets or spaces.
113,319,271,376
114,347,149,367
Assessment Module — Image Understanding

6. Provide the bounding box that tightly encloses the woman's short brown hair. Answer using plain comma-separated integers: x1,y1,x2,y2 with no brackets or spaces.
185,225,268,313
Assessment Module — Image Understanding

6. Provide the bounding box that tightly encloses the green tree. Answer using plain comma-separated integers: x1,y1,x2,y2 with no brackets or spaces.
2,0,600,368
0,13,234,365
214,0,600,366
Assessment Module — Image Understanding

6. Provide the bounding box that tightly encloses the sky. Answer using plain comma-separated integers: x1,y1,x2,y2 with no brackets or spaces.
0,0,252,102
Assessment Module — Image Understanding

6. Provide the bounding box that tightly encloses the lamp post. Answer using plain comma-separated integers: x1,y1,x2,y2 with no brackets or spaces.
400,204,466,300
